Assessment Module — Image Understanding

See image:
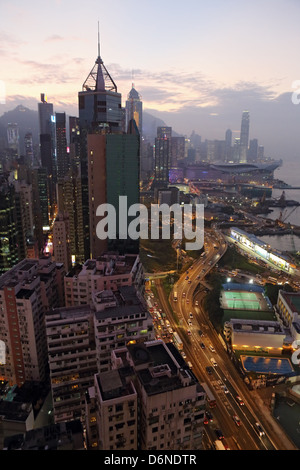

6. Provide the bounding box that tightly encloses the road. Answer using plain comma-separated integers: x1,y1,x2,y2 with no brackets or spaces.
153,228,297,450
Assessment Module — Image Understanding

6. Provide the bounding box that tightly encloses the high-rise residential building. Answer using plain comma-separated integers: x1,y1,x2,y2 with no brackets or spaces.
140,139,154,180
24,133,34,168
55,112,69,181
0,175,18,273
78,36,123,260
64,253,144,307
54,116,85,265
0,258,64,387
125,84,143,136
171,136,185,167
69,116,81,171
38,94,56,219
30,167,49,249
52,212,71,272
45,286,154,424
56,173,85,265
239,111,250,163
154,127,172,188
13,180,34,261
85,339,206,450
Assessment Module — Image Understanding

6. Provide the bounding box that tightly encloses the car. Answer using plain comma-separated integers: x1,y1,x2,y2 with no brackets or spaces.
187,329,191,335
188,319,192,326
255,422,265,436
205,411,213,422
181,351,187,359
182,292,186,297
199,330,204,337
209,345,216,353
232,415,241,426
188,280,191,284
185,276,189,280
187,361,193,369
215,429,224,440
222,385,229,394
206,366,213,375
195,300,199,306
200,342,205,349
210,358,217,367
189,312,193,319
186,299,190,303
236,395,244,406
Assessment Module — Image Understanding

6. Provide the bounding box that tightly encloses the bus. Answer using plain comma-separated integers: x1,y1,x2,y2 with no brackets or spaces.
173,332,183,351
173,291,178,302
201,382,217,408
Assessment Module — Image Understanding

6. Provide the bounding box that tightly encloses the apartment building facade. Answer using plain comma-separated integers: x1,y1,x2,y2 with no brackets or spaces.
45,286,154,424
85,340,206,450
64,253,144,307
0,257,64,387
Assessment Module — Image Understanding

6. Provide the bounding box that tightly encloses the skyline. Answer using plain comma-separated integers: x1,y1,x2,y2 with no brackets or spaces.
1,0,300,159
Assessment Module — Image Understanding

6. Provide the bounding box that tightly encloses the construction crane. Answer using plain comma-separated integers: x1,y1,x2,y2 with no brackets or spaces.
276,206,298,227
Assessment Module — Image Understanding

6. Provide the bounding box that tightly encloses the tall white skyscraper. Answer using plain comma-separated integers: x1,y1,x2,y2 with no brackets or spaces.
239,111,250,163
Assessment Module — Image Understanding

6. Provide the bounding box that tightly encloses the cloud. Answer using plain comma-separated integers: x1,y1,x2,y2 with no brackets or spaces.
44,34,65,42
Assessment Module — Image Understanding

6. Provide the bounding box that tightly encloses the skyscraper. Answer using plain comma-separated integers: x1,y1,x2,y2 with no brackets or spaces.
78,31,139,259
55,112,69,180
7,123,20,157
239,111,250,163
24,132,34,168
125,84,143,137
154,127,172,188
88,125,140,258
38,94,56,220
248,138,258,163
78,33,122,259
0,175,18,273
225,129,232,162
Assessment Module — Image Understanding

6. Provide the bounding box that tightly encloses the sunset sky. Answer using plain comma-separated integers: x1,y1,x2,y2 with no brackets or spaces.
1,0,300,159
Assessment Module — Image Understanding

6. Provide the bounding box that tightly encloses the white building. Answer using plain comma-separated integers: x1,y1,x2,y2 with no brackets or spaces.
64,253,144,307
85,340,206,451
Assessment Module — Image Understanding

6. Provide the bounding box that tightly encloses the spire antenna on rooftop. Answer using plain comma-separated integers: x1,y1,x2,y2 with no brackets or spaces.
98,21,100,58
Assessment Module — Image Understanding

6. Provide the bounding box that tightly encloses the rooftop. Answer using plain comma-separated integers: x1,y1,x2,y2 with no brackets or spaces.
97,368,136,401
127,341,197,396
279,291,300,314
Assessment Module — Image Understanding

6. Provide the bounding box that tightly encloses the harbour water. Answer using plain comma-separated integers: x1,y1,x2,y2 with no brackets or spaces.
259,157,300,253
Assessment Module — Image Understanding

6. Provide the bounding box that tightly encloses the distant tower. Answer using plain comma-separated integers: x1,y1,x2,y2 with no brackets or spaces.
154,127,172,188
38,94,56,220
239,111,250,163
248,138,258,163
55,112,69,180
225,129,232,162
125,84,143,136
7,123,20,157
24,132,34,167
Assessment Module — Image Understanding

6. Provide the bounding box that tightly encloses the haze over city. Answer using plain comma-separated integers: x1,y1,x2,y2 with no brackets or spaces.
1,0,300,160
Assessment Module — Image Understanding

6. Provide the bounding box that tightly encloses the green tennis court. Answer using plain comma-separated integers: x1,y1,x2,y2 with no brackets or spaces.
224,292,257,300
226,299,261,310
221,290,266,311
